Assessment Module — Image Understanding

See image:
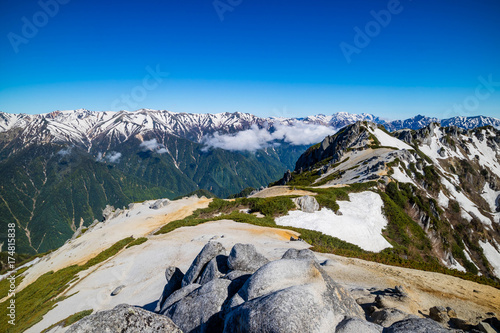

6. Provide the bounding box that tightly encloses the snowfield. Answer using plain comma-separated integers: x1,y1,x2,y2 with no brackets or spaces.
370,127,412,150
479,241,500,278
276,191,392,252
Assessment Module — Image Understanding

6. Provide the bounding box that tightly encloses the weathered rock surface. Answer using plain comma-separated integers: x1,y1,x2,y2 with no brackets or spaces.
429,305,450,324
197,255,229,285
224,259,364,332
110,285,125,296
385,318,450,332
293,195,320,213
67,304,182,333
335,317,383,333
155,266,184,312
159,284,201,314
281,248,317,260
182,242,226,287
164,278,238,333
371,308,412,327
150,199,170,209
227,243,269,272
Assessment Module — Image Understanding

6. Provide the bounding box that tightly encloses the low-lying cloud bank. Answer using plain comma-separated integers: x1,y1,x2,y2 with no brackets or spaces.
202,123,337,152
140,139,168,154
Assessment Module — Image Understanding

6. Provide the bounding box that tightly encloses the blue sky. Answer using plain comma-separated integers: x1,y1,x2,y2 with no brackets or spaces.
1,0,499,119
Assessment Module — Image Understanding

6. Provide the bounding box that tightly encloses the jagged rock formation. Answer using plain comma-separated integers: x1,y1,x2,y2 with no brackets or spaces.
67,304,182,333
154,242,365,333
279,120,500,280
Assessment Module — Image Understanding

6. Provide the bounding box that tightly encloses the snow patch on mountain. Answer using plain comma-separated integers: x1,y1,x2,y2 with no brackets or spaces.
369,127,412,150
276,191,392,252
479,240,500,278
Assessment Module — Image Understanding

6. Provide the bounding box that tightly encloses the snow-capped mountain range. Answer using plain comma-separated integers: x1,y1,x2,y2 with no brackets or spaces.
0,109,499,150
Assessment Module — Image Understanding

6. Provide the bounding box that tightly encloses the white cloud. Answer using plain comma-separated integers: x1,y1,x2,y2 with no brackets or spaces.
140,138,168,154
57,146,72,156
106,151,122,163
202,123,337,152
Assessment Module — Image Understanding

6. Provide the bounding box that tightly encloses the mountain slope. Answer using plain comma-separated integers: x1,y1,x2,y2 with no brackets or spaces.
1,109,499,255
279,121,500,280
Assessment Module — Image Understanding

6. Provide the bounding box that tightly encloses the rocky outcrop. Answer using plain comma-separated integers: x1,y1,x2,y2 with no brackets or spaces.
335,317,383,333
293,195,320,213
281,248,317,260
182,242,226,287
67,304,182,333
384,317,450,332
227,243,269,273
294,122,372,172
155,242,364,333
155,267,184,312
150,199,170,209
223,259,364,332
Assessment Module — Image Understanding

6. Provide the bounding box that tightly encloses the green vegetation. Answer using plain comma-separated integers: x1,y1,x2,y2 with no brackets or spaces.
41,309,93,333
0,139,307,254
0,237,134,333
126,237,148,248
285,170,321,186
228,187,256,199
153,184,500,289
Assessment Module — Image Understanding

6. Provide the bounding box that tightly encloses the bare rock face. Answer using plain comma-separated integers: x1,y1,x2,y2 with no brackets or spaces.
227,243,269,273
371,308,412,327
197,255,230,285
293,195,320,213
182,242,226,287
223,259,364,333
384,317,450,333
429,306,450,324
155,267,184,312
67,304,182,333
281,248,317,260
163,278,240,333
149,198,170,209
335,317,383,333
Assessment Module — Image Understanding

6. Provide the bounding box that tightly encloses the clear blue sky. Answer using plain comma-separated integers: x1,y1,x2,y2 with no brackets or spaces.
1,0,499,119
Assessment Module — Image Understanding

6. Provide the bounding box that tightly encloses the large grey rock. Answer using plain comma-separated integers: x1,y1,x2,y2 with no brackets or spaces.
197,255,229,285
227,243,269,272
429,305,450,324
293,195,320,213
223,259,363,333
150,199,170,209
160,283,201,314
164,278,239,333
155,266,184,312
335,317,383,333
477,321,498,333
67,304,182,333
371,308,411,327
182,242,226,287
385,318,450,332
281,248,317,260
